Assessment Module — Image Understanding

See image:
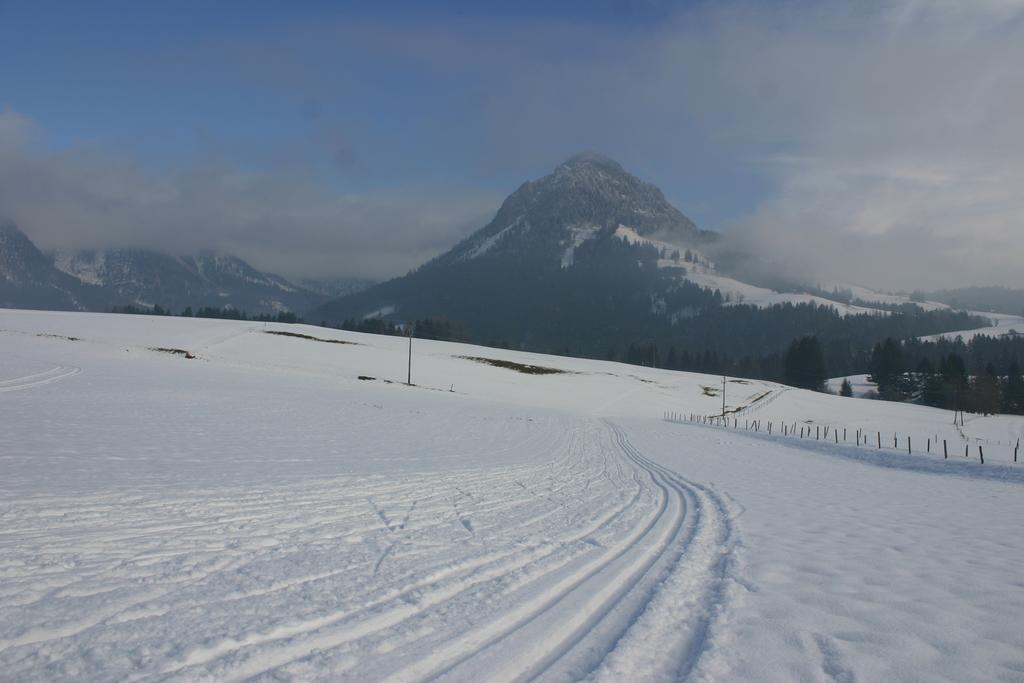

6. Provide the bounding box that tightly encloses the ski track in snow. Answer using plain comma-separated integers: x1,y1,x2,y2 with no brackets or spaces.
0,364,81,393
0,418,737,682
4,310,1023,682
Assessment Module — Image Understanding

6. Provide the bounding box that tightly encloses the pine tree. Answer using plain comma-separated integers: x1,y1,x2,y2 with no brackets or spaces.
783,336,827,391
1005,360,1024,414
972,364,1001,415
868,338,905,398
840,378,853,397
940,353,968,411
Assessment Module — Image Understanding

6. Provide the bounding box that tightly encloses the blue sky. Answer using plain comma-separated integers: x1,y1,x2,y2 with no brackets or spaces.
1,0,1023,287
2,1,739,191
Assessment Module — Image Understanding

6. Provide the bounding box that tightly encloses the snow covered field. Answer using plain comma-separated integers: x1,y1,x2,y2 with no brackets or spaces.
2,309,1023,681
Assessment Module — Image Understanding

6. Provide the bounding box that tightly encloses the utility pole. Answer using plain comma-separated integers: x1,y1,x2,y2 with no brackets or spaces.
722,376,726,418
407,323,414,386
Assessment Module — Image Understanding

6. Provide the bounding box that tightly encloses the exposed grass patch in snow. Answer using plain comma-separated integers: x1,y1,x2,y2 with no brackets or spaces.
150,347,196,359
264,330,357,345
458,356,570,375
36,333,80,342
702,385,720,397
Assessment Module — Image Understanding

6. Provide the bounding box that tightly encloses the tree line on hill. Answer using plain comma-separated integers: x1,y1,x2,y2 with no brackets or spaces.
337,317,470,342
605,305,981,379
110,304,302,324
317,230,986,373
867,336,1024,414
615,331,1024,416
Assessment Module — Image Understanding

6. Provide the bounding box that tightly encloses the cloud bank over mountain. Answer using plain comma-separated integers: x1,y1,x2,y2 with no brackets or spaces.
0,107,499,281
1,0,1022,288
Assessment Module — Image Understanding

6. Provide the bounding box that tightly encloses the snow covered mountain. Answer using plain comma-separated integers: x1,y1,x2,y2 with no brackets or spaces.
431,151,714,268
313,153,946,342
50,248,327,314
313,153,720,332
0,223,108,311
0,222,344,315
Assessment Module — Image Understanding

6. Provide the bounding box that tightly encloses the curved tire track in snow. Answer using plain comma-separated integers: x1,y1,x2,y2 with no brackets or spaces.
0,365,81,393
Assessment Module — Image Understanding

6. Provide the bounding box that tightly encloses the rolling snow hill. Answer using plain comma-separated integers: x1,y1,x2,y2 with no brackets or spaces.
918,311,1024,343
2,308,1023,681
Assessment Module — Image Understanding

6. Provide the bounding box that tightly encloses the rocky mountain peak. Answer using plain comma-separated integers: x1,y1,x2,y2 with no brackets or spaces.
554,151,627,176
434,153,710,268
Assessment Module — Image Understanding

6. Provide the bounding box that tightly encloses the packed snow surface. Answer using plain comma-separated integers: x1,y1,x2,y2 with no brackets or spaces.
2,309,1023,682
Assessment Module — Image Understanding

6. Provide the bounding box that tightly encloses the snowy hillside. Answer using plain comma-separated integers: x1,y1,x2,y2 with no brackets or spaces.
614,227,919,317
2,309,1023,681
919,312,1024,342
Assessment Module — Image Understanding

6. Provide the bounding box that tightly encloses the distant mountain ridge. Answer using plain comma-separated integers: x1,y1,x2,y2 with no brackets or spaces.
926,287,1024,317
1,223,368,315
0,222,111,311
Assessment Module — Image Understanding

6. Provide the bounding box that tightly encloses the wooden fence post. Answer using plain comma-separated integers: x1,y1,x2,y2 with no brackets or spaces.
943,440,948,459
878,432,881,449
908,437,911,455
927,438,931,454
979,445,984,464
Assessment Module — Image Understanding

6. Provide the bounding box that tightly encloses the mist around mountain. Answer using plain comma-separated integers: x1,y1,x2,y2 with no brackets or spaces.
2,152,1012,383
313,153,718,341
1,222,367,315
925,287,1024,317
0,222,110,312
312,154,983,370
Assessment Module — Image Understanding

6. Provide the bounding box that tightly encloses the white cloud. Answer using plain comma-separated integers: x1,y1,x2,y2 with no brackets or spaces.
3,0,1024,289
0,107,500,280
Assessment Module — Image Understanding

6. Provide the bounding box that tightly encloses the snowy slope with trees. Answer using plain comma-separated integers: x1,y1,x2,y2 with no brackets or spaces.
2,309,1023,681
919,312,1024,343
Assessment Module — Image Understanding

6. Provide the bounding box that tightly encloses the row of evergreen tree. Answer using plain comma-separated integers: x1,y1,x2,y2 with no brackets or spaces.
110,304,301,323
337,316,468,342
613,332,1024,416
868,336,1024,414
